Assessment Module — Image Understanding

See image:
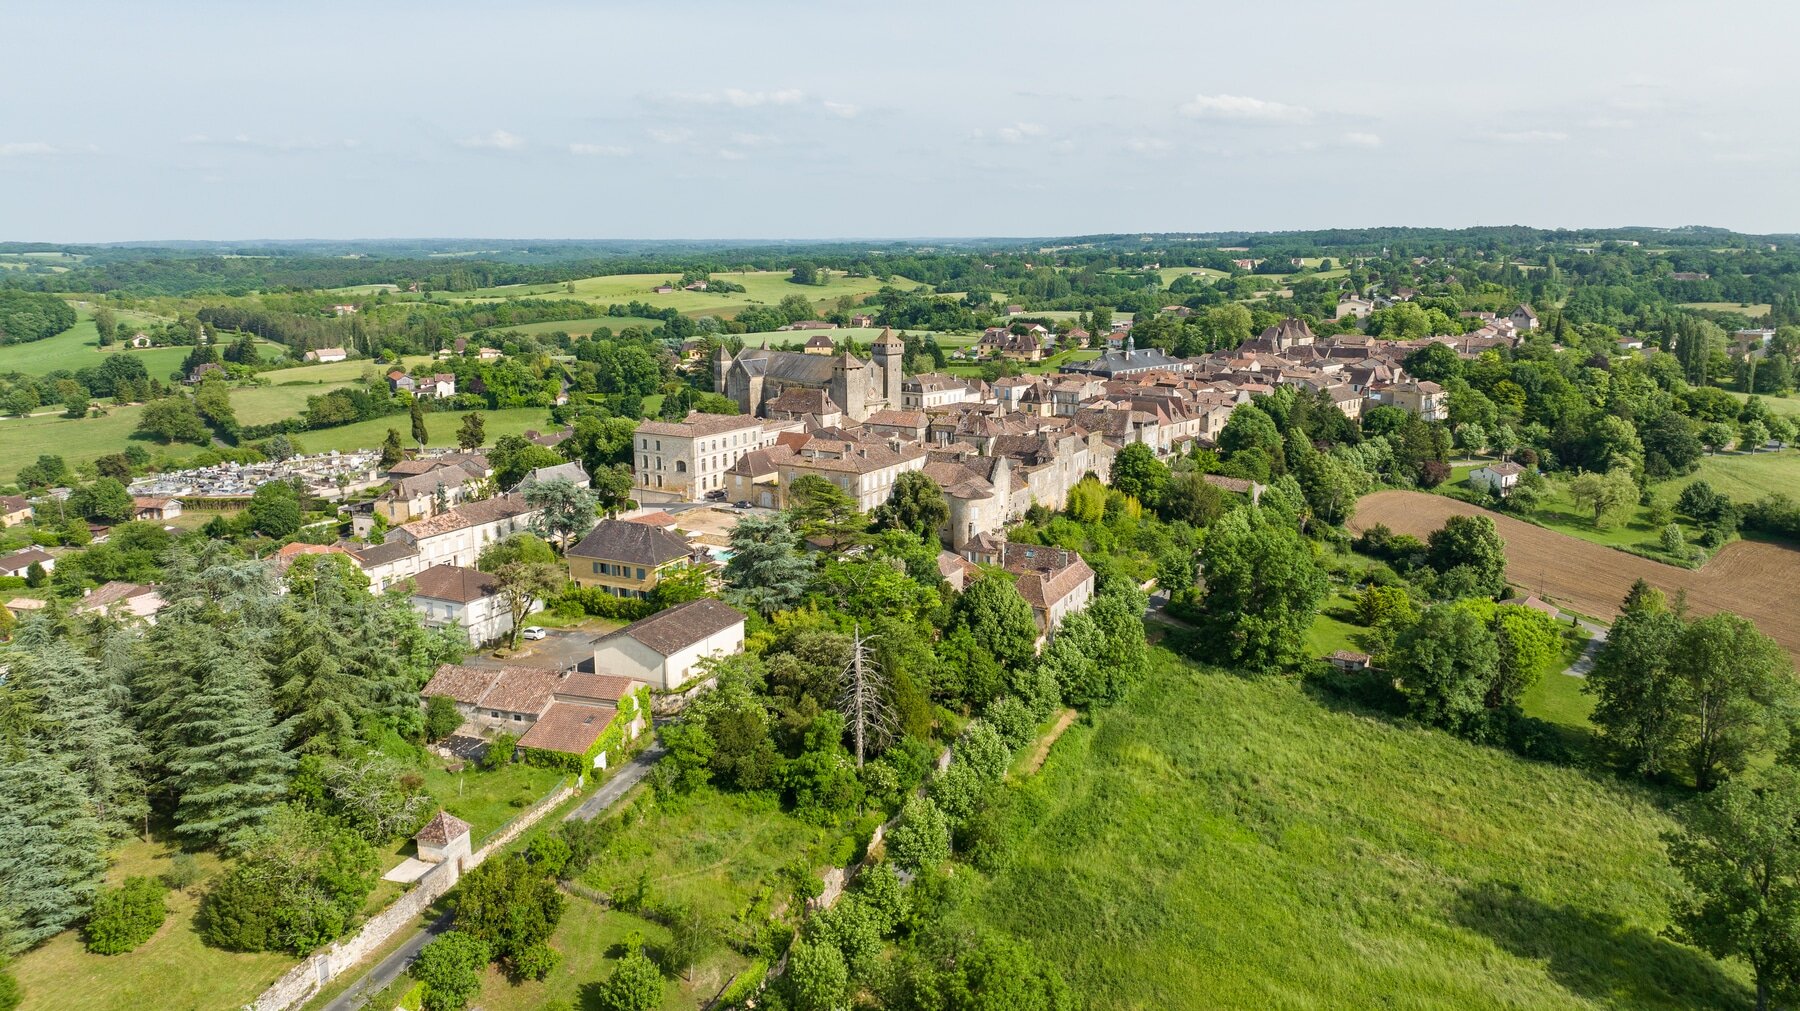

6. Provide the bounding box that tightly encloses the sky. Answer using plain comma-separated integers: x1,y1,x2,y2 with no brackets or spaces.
5,0,1797,242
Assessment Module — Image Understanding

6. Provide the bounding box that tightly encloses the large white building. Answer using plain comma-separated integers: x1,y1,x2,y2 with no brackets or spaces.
591,598,747,691
632,412,790,502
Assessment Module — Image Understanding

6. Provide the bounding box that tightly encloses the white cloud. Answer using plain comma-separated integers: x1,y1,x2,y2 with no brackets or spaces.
0,141,59,156
1341,131,1382,148
457,129,524,150
569,143,632,157
647,127,694,145
822,100,860,119
1126,137,1171,156
730,132,777,147
1179,93,1312,124
995,122,1046,144
715,148,747,161
1492,129,1568,144
724,87,803,107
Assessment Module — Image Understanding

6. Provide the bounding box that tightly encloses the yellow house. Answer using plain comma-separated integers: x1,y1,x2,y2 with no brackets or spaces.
567,518,695,598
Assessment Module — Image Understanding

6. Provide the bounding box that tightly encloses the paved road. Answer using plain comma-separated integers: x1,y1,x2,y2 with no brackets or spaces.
320,911,452,1011
567,741,664,821
464,627,595,672
320,744,663,1011
1563,619,1609,678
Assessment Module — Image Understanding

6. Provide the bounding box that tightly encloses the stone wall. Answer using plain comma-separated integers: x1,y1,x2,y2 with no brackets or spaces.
246,780,578,1011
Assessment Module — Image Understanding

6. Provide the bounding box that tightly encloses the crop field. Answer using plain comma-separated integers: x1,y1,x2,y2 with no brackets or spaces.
1352,490,1800,659
450,269,899,319
957,648,1744,1009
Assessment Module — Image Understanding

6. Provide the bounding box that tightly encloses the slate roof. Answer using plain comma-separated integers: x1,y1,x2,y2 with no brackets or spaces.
595,598,745,656
568,519,692,566
353,541,419,568
635,412,762,438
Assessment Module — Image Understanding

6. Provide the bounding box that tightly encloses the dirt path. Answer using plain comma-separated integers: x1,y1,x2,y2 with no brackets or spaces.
1352,491,1800,660
1020,709,1079,776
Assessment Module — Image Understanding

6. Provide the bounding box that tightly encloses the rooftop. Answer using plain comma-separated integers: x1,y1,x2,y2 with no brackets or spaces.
595,597,745,656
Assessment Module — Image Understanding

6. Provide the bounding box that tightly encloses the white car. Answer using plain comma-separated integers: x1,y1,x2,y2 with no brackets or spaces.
520,626,549,641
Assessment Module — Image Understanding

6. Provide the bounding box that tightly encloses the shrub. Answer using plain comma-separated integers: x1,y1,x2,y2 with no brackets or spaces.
84,877,168,954
511,941,561,982
591,948,663,1011
480,732,516,771
424,696,463,743
161,852,202,893
199,807,379,955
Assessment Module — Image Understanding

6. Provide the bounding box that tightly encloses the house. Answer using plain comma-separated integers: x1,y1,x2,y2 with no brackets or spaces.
850,313,875,328
787,320,837,332
960,539,1095,640
1335,295,1374,320
517,460,589,491
1005,304,1025,316
683,280,708,291
132,496,182,521
476,347,503,362
653,284,675,294
127,333,154,349
329,304,358,317
387,493,542,572
303,347,349,363
76,581,166,623
591,598,747,691
0,548,54,579
567,518,696,597
370,466,486,527
1469,460,1526,496
408,563,534,645
186,362,223,384
632,412,771,502
1328,650,1371,672
1510,305,1538,331
422,663,649,768
803,334,836,355
0,495,31,527
414,811,472,865
1159,305,1193,318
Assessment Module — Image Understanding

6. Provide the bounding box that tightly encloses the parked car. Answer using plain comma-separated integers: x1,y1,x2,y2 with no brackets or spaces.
520,626,548,641
705,489,727,501
734,500,754,510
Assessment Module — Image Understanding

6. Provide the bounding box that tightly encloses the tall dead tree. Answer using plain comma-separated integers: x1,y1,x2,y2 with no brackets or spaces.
838,622,893,767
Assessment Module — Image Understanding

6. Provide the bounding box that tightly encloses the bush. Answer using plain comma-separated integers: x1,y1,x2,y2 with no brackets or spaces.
0,966,18,1011
161,852,202,893
84,877,168,954
480,732,516,771
591,948,663,1011
424,695,463,743
199,807,379,955
511,941,561,982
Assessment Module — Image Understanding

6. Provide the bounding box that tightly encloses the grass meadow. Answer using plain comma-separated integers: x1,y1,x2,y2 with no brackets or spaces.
0,302,187,377
451,269,898,319
1678,302,1771,318
286,406,554,456
0,403,207,480
956,648,1747,1010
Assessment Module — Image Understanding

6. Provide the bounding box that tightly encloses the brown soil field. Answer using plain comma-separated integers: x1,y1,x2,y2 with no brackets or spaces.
1352,490,1800,660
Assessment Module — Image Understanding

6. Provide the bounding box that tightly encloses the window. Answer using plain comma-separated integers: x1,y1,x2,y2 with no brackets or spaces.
591,561,600,574
636,567,646,580
512,714,522,722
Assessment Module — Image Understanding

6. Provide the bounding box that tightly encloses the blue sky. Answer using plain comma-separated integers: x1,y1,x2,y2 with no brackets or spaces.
5,0,1794,241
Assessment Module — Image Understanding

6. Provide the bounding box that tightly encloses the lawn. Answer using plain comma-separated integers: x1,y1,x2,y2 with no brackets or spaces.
0,302,185,377
1304,591,1364,658
945,348,1100,377
230,356,433,427
9,837,295,1011
1725,389,1800,416
1440,467,1706,567
955,648,1748,1009
417,759,568,843
452,269,900,320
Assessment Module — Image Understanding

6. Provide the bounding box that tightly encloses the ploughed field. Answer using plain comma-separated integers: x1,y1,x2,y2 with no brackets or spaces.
1351,490,1800,659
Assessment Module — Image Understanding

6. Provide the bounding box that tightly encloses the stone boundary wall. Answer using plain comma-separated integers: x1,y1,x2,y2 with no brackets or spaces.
245,780,579,1011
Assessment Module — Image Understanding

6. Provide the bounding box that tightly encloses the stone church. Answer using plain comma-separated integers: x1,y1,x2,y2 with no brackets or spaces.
714,328,903,423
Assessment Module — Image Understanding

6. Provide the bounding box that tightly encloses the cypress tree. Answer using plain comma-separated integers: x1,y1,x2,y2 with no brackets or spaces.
0,752,107,952
166,647,292,850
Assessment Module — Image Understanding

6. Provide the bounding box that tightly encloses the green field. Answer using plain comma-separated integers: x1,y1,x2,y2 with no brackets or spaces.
453,269,899,319
946,348,1100,376
231,356,434,427
0,404,208,480
1304,591,1365,658
736,326,943,349
1686,448,1800,503
1678,302,1771,318
0,303,188,377
287,406,555,456
1726,390,1800,416
469,315,668,340
1440,465,1708,566
956,648,1746,1009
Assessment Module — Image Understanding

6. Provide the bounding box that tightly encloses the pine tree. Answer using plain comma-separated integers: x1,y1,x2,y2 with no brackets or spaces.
166,647,292,850
409,397,429,447
0,752,107,952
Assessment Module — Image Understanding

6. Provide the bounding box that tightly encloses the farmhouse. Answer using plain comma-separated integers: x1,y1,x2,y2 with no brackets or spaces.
303,347,349,363
76,581,166,623
591,598,747,691
567,518,697,597
1469,460,1526,496
0,495,32,527
803,334,836,354
0,547,54,579
421,664,649,768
